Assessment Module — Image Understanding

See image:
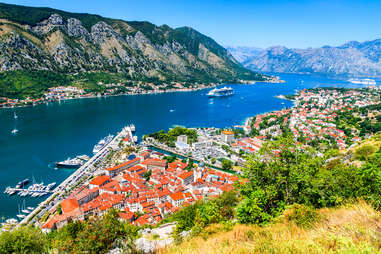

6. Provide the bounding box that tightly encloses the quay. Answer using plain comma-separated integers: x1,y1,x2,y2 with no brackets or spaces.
17,124,135,227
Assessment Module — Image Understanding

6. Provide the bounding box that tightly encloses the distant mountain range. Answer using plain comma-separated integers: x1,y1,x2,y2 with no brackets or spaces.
0,2,266,92
224,46,263,63
227,39,381,77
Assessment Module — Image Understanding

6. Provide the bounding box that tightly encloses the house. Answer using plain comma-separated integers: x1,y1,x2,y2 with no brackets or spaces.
105,158,140,177
141,158,167,171
169,192,185,207
221,130,234,143
61,199,80,214
89,175,111,189
177,171,194,185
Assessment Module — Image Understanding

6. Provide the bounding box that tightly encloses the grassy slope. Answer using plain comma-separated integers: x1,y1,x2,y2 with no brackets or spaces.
160,202,381,254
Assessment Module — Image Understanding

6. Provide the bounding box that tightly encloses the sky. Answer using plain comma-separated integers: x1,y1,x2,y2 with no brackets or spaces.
1,0,381,49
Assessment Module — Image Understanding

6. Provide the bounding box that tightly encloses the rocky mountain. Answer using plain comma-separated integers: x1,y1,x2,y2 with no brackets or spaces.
0,2,265,88
224,46,263,63
229,39,381,77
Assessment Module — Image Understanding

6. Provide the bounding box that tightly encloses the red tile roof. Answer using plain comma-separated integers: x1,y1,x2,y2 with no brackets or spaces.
169,192,185,201
61,198,79,214
89,175,110,186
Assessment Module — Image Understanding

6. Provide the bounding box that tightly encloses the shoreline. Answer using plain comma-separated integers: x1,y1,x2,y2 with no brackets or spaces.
0,78,286,110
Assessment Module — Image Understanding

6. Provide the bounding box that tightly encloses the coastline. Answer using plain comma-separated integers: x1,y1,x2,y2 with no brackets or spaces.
0,78,286,110
0,84,221,110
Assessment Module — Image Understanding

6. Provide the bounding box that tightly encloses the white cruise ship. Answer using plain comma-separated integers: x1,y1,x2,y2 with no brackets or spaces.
207,87,234,97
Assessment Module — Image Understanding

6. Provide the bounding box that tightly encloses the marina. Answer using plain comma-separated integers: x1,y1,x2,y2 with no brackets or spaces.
4,181,56,198
17,124,136,226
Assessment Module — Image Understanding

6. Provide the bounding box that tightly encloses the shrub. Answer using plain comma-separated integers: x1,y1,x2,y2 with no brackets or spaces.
283,204,320,228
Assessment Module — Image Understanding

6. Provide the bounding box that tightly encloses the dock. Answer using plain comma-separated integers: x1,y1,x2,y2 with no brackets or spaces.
5,188,53,193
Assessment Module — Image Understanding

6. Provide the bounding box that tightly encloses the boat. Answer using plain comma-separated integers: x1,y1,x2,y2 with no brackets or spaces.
16,204,26,219
27,207,35,210
15,179,30,189
76,155,90,162
6,218,18,224
129,124,135,132
11,129,18,134
92,134,114,154
133,136,138,143
348,78,376,85
46,182,56,190
13,112,18,119
207,87,234,97
55,158,83,169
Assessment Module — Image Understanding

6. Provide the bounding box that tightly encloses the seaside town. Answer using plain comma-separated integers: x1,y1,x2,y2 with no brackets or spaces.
2,87,381,237
0,81,216,108
245,87,381,150
10,125,239,232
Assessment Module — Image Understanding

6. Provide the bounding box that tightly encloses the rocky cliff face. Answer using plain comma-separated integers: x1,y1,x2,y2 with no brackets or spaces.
229,40,381,77
0,3,264,83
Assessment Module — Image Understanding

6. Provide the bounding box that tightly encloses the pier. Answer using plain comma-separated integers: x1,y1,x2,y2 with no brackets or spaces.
17,124,135,227
5,188,53,194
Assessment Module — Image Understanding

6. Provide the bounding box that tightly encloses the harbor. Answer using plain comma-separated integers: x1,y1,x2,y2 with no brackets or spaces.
16,124,136,227
0,75,362,220
4,179,56,198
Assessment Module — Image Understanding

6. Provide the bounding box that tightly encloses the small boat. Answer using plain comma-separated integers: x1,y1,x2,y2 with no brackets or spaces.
11,129,18,134
21,209,30,214
6,218,18,224
16,214,25,219
27,207,35,210
15,179,30,189
170,109,175,112
14,112,18,119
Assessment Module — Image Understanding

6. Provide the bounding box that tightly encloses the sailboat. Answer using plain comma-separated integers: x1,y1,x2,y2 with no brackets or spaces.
16,204,26,219
21,200,30,214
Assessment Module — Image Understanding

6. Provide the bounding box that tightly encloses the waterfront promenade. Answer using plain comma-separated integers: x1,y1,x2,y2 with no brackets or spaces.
18,125,134,227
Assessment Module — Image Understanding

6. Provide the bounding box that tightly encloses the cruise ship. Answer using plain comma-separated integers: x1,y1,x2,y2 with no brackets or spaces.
55,157,83,169
348,78,377,85
92,134,114,154
207,87,234,97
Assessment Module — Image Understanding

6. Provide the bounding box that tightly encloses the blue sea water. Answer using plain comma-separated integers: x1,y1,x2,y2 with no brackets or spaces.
0,73,375,219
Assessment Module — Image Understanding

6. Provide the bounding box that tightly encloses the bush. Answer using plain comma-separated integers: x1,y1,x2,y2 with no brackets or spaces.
0,226,47,254
283,204,320,228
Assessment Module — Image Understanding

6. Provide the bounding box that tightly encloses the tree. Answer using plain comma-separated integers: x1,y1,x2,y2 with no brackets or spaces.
143,169,152,181
354,144,376,161
0,226,47,254
221,159,232,171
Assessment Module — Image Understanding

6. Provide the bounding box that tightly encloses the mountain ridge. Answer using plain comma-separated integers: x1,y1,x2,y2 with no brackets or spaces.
228,39,381,77
0,2,266,98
